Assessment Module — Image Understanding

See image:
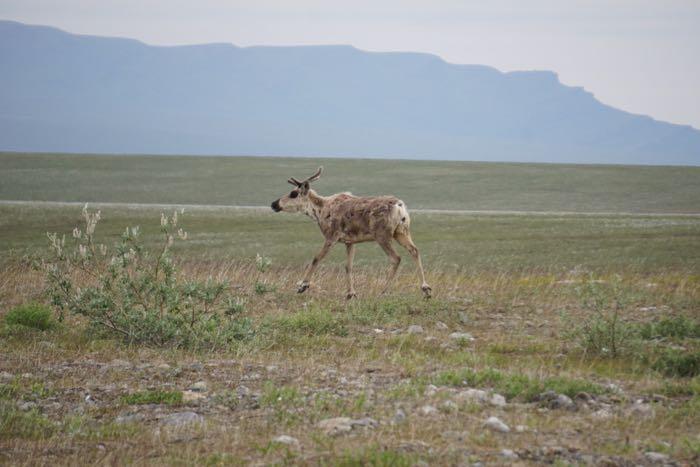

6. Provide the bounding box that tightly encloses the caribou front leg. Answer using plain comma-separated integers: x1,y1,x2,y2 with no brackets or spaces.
345,243,357,300
298,239,334,293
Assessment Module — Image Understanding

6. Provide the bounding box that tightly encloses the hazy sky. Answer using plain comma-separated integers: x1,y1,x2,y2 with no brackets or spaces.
2,0,699,129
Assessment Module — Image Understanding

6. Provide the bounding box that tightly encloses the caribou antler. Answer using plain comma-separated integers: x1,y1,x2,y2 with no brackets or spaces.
287,167,323,187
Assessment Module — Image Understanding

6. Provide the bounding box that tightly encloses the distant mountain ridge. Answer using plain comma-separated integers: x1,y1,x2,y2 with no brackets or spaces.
1,20,699,165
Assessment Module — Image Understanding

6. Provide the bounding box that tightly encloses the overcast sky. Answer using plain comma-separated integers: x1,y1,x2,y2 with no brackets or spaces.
2,0,699,129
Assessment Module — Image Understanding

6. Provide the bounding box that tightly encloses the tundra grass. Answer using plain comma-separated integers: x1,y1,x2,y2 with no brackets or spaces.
1,152,700,213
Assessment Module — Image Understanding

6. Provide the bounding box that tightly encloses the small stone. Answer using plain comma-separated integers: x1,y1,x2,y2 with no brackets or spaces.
490,394,507,407
419,405,438,416
393,408,406,424
501,449,518,460
555,394,574,410
592,408,613,420
161,411,204,426
484,416,510,433
425,384,439,396
449,332,474,341
456,388,489,404
627,401,655,419
458,312,469,324
351,417,378,428
441,400,458,411
514,425,528,433
156,363,171,370
18,401,37,411
0,371,13,382
436,321,449,330
182,390,206,403
115,413,145,424
407,325,424,334
189,381,208,392
318,417,353,435
644,452,669,463
273,435,300,448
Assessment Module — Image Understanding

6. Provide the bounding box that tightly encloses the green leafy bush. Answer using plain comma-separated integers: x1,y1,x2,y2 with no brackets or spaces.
40,205,252,349
653,350,700,378
639,315,700,340
4,303,55,330
563,277,639,358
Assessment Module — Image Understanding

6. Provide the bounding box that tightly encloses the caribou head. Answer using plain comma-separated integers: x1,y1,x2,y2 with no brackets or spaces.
270,167,323,213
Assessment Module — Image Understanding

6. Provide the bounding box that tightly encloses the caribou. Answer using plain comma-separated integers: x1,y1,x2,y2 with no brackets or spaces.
271,167,432,299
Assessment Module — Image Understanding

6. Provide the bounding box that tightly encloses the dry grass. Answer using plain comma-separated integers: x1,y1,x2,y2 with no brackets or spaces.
1,256,699,465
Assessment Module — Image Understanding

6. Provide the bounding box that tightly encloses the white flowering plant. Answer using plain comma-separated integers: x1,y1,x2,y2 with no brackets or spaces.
40,205,251,348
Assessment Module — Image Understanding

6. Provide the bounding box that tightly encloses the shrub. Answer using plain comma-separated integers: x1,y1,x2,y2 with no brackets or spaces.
4,303,55,331
653,350,700,378
639,315,700,340
39,205,251,349
563,277,639,358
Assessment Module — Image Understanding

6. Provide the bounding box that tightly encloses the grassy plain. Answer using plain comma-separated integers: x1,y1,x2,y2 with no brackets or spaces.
0,154,699,465
2,152,700,212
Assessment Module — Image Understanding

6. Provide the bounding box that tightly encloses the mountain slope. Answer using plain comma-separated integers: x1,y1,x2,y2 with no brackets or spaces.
1,20,698,164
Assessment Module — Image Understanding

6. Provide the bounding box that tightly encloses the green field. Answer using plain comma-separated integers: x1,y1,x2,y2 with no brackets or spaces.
2,152,700,213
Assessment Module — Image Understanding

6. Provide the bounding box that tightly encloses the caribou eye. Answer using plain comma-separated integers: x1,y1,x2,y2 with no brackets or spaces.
289,191,299,198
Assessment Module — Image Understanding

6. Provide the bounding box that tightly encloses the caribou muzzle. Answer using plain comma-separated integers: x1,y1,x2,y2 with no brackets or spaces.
271,199,282,212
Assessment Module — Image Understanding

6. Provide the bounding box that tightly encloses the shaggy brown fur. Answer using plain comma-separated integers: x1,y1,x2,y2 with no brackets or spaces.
271,167,431,299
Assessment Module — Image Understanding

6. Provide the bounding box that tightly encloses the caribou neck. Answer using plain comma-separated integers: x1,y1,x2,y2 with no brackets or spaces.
304,190,327,224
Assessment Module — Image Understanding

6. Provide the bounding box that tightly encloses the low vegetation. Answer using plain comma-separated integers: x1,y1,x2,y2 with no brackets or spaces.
0,202,698,465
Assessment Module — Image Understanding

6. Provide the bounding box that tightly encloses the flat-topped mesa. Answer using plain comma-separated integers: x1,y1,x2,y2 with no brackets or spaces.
271,167,431,299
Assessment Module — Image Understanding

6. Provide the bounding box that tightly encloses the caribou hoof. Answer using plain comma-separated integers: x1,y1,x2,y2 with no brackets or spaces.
297,282,310,294
421,284,432,299
346,292,357,300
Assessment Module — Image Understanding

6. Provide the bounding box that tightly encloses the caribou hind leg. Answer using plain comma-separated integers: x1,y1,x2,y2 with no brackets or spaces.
345,243,357,300
394,231,432,298
377,236,401,295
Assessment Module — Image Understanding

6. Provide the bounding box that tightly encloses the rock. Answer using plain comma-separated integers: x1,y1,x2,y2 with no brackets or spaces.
490,394,507,407
419,405,438,416
115,413,145,424
574,392,593,403
449,332,474,341
514,425,528,433
107,359,130,369
536,391,574,410
441,400,458,411
318,417,354,436
273,435,300,448
644,452,669,463
236,385,251,397
156,363,171,371
484,416,510,433
188,362,204,371
407,325,424,334
189,381,208,392
627,401,655,419
182,390,206,403
18,401,37,411
501,449,518,460
425,384,439,396
458,312,469,324
318,417,377,435
591,408,613,420
0,371,13,382
456,388,488,404
393,409,406,424
436,321,449,330
161,411,204,426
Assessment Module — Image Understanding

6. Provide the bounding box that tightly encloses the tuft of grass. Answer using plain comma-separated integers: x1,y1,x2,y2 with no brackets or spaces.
262,307,348,339
120,390,183,405
334,446,417,467
260,381,303,409
3,303,55,331
639,315,700,340
0,401,55,440
433,368,605,400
